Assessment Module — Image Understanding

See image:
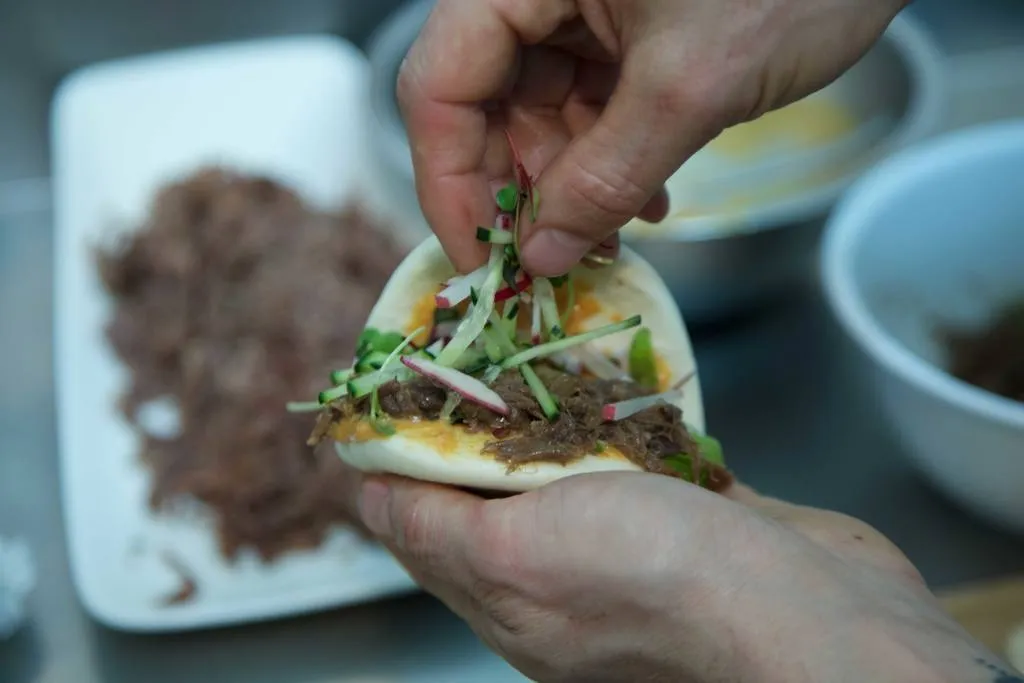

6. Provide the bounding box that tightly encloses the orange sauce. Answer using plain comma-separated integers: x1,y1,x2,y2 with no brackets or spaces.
330,418,387,444
563,290,602,335
406,288,443,346
656,355,673,392
405,278,606,339
594,445,634,464
330,417,466,456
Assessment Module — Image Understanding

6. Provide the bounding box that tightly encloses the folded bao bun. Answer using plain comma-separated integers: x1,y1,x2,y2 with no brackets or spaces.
326,235,706,493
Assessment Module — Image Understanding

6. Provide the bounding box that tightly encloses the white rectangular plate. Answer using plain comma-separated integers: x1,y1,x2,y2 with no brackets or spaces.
51,35,418,632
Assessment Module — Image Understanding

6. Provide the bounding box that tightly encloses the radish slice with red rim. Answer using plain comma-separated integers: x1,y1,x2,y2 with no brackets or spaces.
601,388,683,422
436,265,490,308
401,356,510,415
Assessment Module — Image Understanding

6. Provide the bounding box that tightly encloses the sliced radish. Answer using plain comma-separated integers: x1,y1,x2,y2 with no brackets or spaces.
401,356,510,415
602,388,683,422
495,213,513,231
436,265,490,308
495,272,531,302
549,352,582,374
430,320,458,342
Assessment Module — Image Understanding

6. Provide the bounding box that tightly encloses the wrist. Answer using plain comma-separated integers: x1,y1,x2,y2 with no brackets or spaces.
725,589,1001,683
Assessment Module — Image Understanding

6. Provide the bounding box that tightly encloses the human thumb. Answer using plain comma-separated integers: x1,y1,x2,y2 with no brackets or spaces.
517,56,723,276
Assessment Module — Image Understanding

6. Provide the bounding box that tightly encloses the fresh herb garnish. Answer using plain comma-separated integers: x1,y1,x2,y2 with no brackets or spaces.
496,183,519,213
664,453,710,486
329,368,354,386
549,274,569,288
358,329,406,356
690,430,724,466
628,327,658,389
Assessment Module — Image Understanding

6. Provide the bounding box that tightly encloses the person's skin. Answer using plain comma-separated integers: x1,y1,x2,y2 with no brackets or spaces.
339,471,1023,682
398,0,911,276
364,0,1024,680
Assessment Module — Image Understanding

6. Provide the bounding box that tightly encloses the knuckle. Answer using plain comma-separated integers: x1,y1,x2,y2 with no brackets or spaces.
648,79,692,119
651,77,722,127
489,0,575,44
564,160,650,225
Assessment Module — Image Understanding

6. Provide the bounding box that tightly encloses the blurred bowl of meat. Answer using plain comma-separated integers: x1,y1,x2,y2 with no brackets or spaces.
822,119,1024,536
367,3,947,322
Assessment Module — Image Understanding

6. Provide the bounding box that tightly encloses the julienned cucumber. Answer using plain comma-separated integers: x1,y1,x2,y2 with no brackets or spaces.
500,316,641,369
520,364,559,420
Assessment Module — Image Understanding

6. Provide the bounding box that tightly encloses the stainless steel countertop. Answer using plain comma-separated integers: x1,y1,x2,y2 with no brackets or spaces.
3,185,1024,683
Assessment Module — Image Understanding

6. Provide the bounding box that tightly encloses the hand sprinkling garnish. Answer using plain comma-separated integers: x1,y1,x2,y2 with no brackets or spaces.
289,132,729,490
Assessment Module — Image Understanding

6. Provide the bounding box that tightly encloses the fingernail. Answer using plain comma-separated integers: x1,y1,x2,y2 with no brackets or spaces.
583,252,616,267
520,229,592,276
358,480,392,538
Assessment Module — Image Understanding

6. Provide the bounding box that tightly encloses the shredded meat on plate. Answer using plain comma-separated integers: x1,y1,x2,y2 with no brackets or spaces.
96,167,406,561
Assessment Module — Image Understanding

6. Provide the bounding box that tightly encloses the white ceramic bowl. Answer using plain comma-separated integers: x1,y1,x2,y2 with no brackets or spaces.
822,119,1024,535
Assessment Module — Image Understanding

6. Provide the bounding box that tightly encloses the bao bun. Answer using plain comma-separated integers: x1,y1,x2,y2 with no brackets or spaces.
332,236,704,492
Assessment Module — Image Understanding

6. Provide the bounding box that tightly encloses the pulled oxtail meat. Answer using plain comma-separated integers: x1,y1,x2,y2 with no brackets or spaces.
944,300,1024,403
96,167,407,562
331,363,731,490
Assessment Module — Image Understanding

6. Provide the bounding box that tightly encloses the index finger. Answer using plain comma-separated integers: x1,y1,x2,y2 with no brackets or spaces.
398,0,576,272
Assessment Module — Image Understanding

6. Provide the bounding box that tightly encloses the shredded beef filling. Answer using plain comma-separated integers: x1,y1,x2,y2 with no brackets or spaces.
944,300,1024,403
326,363,731,489
97,167,406,561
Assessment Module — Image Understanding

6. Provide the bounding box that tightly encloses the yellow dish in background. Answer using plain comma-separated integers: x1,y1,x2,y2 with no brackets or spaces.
626,93,888,234
708,97,859,159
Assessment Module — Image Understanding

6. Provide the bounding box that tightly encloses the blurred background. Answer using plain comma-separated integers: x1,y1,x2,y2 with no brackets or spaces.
3,0,1024,681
